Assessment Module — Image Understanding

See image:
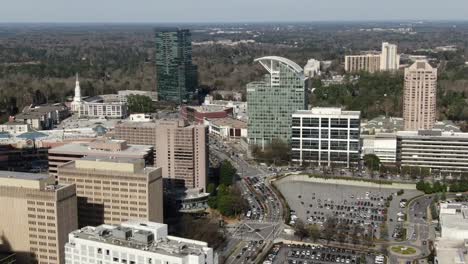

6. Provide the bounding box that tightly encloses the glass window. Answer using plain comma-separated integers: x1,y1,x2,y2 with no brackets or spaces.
350,130,359,140
320,118,329,128
292,117,301,127
292,128,301,138
302,129,319,138
321,141,329,150
350,119,360,128
303,118,319,127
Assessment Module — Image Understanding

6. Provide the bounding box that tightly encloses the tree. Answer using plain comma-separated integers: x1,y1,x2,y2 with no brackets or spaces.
294,219,309,241
322,217,338,244
363,154,380,171
308,224,321,242
127,94,154,113
219,160,237,186
207,183,216,195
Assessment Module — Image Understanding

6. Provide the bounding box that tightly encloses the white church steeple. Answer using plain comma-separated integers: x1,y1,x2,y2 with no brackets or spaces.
73,73,82,103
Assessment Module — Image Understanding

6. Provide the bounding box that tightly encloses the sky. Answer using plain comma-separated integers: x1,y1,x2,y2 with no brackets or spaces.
1,0,468,23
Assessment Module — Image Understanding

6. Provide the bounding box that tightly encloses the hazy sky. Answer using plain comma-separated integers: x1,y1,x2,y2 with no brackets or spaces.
1,0,467,23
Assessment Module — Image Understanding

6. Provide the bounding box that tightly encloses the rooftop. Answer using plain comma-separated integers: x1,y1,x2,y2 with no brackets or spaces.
60,156,158,174
0,170,49,181
208,117,247,128
69,220,209,258
185,104,232,113
294,107,361,117
397,130,468,140
49,139,152,156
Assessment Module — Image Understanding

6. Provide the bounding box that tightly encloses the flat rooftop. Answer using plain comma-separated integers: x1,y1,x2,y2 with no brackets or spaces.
208,117,247,128
0,170,49,181
70,221,208,258
185,105,232,113
397,130,468,140
49,141,152,156
294,107,360,117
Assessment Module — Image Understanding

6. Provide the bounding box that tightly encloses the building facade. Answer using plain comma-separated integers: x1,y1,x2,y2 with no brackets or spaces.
361,133,397,163
291,108,361,167
380,42,400,71
48,139,154,177
403,60,437,131
155,28,198,103
65,220,215,264
57,157,163,228
247,56,307,148
396,130,468,173
304,59,321,78
344,54,381,73
0,172,77,264
114,120,208,190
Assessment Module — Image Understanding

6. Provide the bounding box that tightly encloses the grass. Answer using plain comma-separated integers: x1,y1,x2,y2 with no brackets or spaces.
391,245,416,255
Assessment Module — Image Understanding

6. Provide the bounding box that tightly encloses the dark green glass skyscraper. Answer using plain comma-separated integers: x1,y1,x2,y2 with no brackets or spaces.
155,28,198,103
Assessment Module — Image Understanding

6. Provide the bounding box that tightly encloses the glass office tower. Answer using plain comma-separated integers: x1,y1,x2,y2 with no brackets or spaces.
247,56,308,148
155,28,198,104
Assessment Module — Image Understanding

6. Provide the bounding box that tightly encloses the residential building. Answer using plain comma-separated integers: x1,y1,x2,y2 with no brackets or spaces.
57,157,163,227
117,90,158,103
65,220,215,264
204,117,247,140
0,171,77,264
403,60,437,130
247,56,307,148
304,59,321,78
70,75,128,119
344,54,381,73
361,133,397,163
396,130,468,173
113,120,208,190
155,28,198,103
180,105,233,124
291,108,361,167
48,139,154,176
380,42,400,71
0,120,30,134
14,104,70,130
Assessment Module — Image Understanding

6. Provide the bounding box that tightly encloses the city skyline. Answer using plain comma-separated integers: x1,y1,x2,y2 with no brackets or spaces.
0,0,468,23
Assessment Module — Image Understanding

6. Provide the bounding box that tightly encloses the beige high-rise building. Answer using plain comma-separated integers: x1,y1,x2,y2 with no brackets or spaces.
344,54,381,73
0,171,77,264
380,42,400,71
57,157,163,228
403,60,438,131
114,119,208,190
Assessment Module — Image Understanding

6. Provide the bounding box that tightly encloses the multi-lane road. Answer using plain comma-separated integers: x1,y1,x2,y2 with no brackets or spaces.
209,136,286,263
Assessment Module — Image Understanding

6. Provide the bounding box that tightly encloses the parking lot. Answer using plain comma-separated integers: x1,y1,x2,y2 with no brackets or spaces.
276,180,422,241
263,243,383,264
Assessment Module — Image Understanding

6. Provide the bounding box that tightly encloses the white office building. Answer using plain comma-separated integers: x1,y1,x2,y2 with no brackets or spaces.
291,108,361,167
361,133,397,163
304,59,321,78
396,130,468,173
435,203,468,264
380,42,400,71
65,220,215,264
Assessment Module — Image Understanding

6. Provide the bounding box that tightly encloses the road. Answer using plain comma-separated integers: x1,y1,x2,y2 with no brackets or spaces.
209,136,285,263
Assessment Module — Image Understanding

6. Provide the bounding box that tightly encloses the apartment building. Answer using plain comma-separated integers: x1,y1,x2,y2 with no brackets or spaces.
65,220,215,264
403,60,437,130
114,120,208,190
344,54,381,73
57,157,163,228
380,42,400,71
48,139,154,177
0,171,77,264
291,108,361,167
396,130,468,173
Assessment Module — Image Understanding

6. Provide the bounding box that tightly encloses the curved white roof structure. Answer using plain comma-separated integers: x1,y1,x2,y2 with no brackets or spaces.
254,56,303,74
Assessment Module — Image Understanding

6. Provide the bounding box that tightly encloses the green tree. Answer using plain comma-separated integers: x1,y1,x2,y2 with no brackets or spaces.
127,94,154,113
363,154,380,171
294,219,309,241
219,160,237,186
308,224,321,242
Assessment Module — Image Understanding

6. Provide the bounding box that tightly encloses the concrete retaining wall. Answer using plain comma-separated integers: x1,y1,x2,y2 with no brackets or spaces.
274,174,416,190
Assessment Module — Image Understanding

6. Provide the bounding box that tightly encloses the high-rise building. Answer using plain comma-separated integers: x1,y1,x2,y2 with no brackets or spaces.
0,171,77,264
403,60,437,131
304,59,321,78
65,220,215,264
155,28,198,104
344,54,381,73
380,42,400,71
247,56,307,148
57,157,163,228
48,139,154,177
291,108,361,167
114,120,208,190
